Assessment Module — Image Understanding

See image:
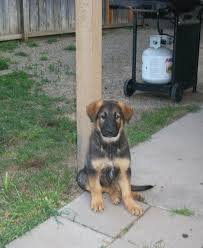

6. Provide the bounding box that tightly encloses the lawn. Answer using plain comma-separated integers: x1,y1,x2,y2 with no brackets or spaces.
0,58,10,71
0,71,77,247
171,207,194,216
0,41,19,52
126,104,199,147
0,70,200,247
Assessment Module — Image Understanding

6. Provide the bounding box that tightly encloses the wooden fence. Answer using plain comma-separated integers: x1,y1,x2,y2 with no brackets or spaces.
0,0,131,41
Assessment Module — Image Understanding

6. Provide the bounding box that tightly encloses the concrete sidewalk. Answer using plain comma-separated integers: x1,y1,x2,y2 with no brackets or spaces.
7,108,203,248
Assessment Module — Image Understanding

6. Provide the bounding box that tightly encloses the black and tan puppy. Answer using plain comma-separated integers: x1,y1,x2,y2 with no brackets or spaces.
76,100,153,216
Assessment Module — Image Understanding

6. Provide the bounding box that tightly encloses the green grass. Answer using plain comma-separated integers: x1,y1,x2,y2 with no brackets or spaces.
48,63,60,74
171,208,194,216
64,44,76,51
65,66,75,76
15,51,29,57
143,240,165,248
27,41,39,48
40,54,48,61
0,41,19,52
40,78,50,84
120,223,133,236
47,37,58,44
0,71,77,246
126,104,200,147
0,58,10,71
0,70,200,246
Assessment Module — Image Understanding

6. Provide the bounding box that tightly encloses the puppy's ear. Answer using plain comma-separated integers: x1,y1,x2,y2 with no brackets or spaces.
86,100,103,122
117,101,133,122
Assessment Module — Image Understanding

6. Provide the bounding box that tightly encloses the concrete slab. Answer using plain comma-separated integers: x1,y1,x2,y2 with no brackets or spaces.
123,207,203,248
7,216,111,248
131,109,203,214
62,192,149,238
108,239,136,248
6,108,203,248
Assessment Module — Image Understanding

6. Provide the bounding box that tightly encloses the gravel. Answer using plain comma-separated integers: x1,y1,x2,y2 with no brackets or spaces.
1,26,203,120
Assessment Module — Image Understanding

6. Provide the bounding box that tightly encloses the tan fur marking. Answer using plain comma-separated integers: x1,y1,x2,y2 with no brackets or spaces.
114,158,130,171
92,158,114,171
86,100,103,122
115,158,144,216
117,101,133,122
88,174,104,212
103,184,121,205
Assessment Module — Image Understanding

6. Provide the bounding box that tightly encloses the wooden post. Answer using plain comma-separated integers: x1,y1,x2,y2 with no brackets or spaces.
21,0,29,41
76,0,102,169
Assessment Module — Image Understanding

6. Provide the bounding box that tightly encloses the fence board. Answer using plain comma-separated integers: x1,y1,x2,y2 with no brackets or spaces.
22,0,29,40
67,0,75,29
9,0,17,33
46,0,54,31
29,0,39,32
53,0,62,31
17,0,22,33
0,0,130,41
0,1,3,35
39,0,47,31
3,0,9,34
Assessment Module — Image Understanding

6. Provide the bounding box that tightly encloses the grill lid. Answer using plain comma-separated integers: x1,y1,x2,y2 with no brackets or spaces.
110,0,200,13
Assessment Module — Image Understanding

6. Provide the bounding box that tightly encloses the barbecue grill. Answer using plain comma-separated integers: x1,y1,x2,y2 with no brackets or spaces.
110,0,203,102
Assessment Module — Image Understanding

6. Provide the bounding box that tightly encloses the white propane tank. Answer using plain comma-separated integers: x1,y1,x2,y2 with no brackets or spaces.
142,35,173,84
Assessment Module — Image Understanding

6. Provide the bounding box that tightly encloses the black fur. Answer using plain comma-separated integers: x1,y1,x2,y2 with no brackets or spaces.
76,100,153,192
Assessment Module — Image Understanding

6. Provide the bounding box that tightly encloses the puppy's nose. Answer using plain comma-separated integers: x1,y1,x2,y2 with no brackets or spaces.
105,127,114,135
107,130,118,137
106,128,113,133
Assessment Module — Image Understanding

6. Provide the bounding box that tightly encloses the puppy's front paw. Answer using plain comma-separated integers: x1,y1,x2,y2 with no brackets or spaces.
110,191,121,205
111,195,121,205
125,199,144,216
91,196,104,212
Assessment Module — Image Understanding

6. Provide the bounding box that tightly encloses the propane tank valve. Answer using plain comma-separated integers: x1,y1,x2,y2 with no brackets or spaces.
150,35,173,49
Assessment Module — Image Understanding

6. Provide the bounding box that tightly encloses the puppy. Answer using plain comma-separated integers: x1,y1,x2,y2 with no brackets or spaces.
76,100,153,216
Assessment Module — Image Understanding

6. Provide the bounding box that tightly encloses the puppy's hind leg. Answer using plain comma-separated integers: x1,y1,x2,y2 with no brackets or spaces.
131,191,145,202
115,159,144,216
76,168,90,192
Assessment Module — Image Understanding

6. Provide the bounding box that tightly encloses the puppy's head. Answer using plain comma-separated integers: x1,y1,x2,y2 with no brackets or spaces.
86,100,133,142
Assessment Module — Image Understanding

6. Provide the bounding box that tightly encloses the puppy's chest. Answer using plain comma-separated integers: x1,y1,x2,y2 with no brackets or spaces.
92,153,130,171
91,141,130,171
100,145,121,160
97,158,114,170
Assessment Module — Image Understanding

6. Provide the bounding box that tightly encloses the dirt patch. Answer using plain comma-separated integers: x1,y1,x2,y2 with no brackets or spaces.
0,27,203,121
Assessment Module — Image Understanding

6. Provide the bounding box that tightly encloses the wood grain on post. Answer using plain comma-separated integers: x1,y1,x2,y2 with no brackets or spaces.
76,0,102,169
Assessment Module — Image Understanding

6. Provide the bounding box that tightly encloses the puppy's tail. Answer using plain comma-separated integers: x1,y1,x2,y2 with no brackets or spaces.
131,185,154,192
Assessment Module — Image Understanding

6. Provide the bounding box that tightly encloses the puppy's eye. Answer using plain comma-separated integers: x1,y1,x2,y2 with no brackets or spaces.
115,113,120,121
100,112,107,120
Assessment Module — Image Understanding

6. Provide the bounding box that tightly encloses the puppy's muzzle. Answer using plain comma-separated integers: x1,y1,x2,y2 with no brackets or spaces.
101,123,119,138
